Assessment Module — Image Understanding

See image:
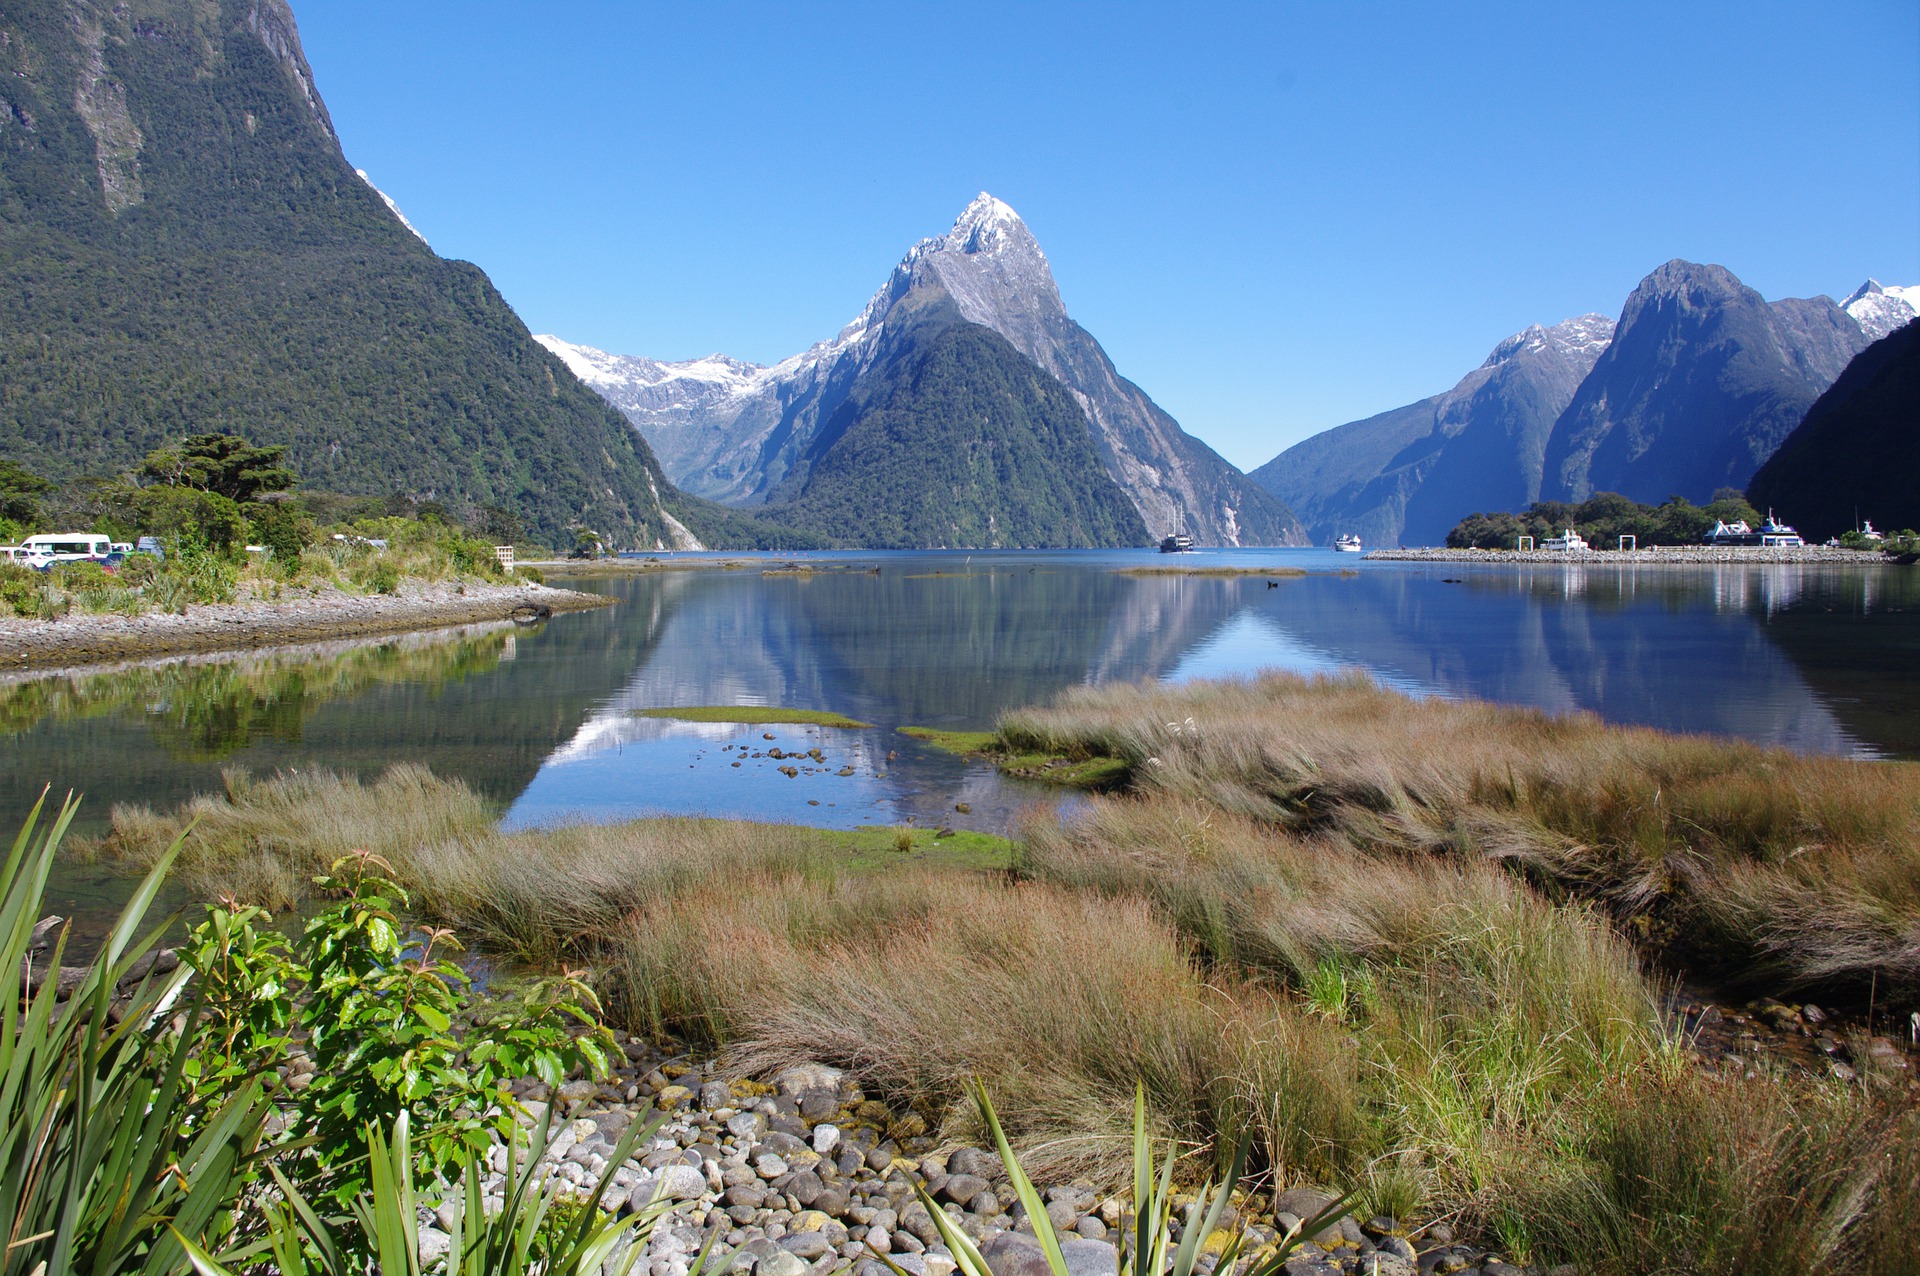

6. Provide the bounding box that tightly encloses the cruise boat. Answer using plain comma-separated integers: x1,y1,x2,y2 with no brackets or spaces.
1541,528,1591,552
1333,534,1363,553
1757,512,1803,547
1158,534,1195,553
1705,514,1805,547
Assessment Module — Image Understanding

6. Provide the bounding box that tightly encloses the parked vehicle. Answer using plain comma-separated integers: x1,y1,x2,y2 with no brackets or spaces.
20,533,114,569
135,535,165,561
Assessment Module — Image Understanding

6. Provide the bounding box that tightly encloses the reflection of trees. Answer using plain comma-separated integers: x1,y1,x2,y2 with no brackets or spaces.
1747,567,1920,759
3,584,681,834
1266,567,1866,756
0,629,515,761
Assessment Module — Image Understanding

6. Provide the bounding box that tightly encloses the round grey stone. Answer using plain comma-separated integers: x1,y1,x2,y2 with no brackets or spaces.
779,1232,833,1261
757,1251,809,1276
940,1174,989,1207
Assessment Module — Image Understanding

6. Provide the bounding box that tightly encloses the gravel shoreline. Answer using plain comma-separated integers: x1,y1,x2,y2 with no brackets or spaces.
304,1040,1560,1276
0,580,612,672
1363,545,1886,565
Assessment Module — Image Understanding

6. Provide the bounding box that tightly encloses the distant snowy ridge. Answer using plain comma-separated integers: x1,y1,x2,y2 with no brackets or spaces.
543,192,1305,544
1483,314,1616,367
1841,280,1919,342
354,170,427,247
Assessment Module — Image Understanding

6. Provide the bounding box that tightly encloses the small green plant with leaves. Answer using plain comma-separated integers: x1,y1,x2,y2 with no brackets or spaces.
180,851,619,1205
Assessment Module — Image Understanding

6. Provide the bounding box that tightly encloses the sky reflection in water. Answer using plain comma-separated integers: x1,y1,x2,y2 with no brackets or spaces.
6,550,1917,845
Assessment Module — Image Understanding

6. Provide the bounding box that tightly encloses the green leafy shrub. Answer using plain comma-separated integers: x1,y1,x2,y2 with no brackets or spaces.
350,556,401,594
0,562,51,618
248,500,313,574
181,852,617,1204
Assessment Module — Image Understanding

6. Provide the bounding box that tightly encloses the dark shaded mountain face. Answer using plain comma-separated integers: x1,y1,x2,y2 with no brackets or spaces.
771,320,1148,549
542,195,1305,546
1249,316,1613,546
0,0,683,547
1542,261,1867,503
1746,319,1920,541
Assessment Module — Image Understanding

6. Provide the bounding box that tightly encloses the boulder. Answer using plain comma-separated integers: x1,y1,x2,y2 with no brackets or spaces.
757,1251,810,1276
945,1148,999,1179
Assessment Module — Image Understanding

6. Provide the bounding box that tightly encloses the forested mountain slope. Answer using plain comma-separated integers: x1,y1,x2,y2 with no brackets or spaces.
0,0,688,546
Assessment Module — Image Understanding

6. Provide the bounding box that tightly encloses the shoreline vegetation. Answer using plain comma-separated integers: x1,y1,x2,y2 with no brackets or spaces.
72,672,1920,1271
0,579,608,671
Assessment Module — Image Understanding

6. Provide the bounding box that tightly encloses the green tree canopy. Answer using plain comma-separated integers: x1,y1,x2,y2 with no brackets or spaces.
0,459,51,523
142,434,297,504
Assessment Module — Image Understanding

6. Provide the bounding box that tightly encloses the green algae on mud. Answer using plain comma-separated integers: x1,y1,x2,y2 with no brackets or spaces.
897,726,999,754
897,725,1130,791
634,706,874,729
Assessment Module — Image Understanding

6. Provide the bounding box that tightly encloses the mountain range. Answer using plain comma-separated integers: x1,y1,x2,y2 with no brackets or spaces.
1747,317,1920,541
0,0,705,548
1253,264,1908,546
540,195,1305,547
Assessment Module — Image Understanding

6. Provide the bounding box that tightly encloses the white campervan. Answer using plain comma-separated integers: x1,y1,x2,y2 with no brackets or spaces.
20,533,114,568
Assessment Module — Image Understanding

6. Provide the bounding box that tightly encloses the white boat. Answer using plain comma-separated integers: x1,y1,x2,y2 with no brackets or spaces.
1333,534,1363,553
1541,528,1591,552
1158,534,1195,553
1758,511,1803,547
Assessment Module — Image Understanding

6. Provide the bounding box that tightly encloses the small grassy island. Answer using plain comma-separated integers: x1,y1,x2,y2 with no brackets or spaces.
15,673,1920,1272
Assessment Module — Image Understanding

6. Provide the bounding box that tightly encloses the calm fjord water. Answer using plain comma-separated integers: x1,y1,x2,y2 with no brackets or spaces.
6,551,1918,853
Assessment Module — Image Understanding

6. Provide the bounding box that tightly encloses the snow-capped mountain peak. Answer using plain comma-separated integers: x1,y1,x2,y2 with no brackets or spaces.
935,192,1036,257
534,335,764,396
1841,279,1919,341
1483,314,1615,368
355,170,427,247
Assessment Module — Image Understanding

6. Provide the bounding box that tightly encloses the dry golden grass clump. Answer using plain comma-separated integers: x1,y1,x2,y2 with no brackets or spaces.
1002,672,1920,999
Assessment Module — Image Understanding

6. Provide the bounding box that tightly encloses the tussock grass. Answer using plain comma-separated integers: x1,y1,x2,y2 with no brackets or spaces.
85,764,497,909
1521,1072,1920,1274
401,818,838,964
1000,672,1920,1000
605,869,1240,1182
1021,795,1674,1213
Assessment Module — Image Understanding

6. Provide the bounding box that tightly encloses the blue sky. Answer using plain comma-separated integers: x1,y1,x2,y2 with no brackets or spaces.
298,1,1919,470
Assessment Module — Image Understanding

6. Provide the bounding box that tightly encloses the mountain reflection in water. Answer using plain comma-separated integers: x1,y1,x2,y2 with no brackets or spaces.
5,552,1916,845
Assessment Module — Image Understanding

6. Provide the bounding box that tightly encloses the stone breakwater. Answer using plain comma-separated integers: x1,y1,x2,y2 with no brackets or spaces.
1364,546,1880,566
271,1031,1571,1276
0,581,610,671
